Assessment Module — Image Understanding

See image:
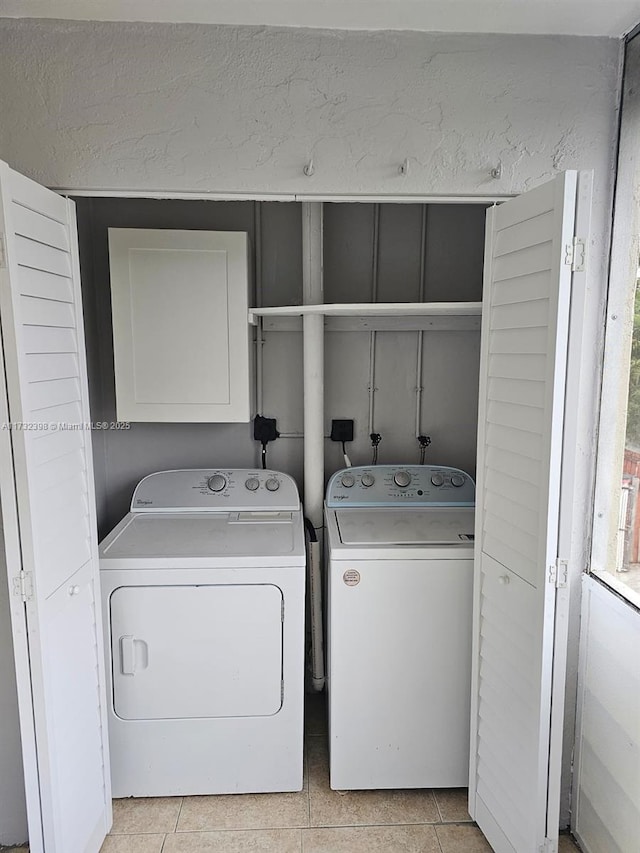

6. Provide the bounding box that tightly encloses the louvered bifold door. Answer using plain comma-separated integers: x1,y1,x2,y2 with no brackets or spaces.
0,162,111,853
469,173,578,853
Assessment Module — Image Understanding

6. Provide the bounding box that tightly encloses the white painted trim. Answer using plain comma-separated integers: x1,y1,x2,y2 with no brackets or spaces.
468,203,495,817
262,315,482,332
1,0,638,38
291,194,509,204
53,187,512,205
590,567,640,608
571,574,590,850
249,301,482,323
67,200,113,829
55,189,299,202
591,38,640,579
547,169,594,840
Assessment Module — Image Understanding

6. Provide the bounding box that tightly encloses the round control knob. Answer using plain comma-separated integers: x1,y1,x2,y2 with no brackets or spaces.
394,470,412,488
245,477,260,491
265,478,280,492
207,474,227,492
341,473,355,488
451,473,465,487
431,473,444,487
361,472,375,488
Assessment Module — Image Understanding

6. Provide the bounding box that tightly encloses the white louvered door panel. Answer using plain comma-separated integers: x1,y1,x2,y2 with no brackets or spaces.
470,173,579,853
0,162,111,853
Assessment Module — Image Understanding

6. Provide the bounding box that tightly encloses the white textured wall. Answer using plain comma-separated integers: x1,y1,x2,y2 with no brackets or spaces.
0,18,623,829
0,20,620,200
574,575,640,852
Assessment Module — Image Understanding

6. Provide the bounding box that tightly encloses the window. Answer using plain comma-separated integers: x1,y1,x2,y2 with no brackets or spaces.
591,32,640,609
606,270,640,602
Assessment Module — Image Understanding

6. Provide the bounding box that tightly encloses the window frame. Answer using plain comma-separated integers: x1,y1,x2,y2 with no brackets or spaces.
590,30,640,610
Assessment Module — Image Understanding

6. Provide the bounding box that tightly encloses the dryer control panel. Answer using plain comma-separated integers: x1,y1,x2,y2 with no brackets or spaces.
131,469,300,512
326,465,475,508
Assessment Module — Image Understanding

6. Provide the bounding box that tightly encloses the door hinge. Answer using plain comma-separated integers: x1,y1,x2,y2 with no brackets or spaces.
12,570,33,602
281,680,285,703
281,600,285,622
564,237,586,272
0,234,6,269
548,559,568,589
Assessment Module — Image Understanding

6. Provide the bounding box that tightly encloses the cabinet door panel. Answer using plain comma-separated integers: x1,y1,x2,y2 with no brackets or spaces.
108,228,251,422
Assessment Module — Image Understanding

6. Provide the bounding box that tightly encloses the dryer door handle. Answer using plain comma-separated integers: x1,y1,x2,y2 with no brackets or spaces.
119,635,149,675
120,635,137,675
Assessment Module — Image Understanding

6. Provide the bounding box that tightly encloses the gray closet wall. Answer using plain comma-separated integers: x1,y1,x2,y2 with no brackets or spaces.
75,198,486,538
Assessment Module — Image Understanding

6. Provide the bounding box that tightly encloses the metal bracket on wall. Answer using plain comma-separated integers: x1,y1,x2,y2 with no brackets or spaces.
564,237,586,272
12,570,34,602
548,559,569,589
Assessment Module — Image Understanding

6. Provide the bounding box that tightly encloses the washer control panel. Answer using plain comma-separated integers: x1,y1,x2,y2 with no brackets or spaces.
131,469,300,512
326,465,475,508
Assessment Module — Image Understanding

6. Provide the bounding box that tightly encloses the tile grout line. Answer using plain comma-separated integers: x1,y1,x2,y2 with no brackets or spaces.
434,790,444,823
173,796,184,834
159,832,167,853
165,825,310,834
162,819,469,833
293,820,464,830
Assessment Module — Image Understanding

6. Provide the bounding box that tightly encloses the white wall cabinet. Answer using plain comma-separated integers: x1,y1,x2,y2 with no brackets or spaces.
108,228,251,423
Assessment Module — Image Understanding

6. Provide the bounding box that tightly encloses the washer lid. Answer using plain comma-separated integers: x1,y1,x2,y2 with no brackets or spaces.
101,512,300,559
335,507,475,546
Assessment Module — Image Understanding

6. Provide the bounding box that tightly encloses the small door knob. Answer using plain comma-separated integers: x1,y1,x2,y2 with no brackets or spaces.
68,585,80,596
499,575,510,586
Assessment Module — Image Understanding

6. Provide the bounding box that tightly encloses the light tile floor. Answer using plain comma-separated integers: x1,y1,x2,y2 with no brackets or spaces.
95,695,582,853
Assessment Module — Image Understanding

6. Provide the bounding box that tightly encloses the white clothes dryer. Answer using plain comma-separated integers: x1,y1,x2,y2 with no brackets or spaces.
325,465,475,791
99,468,305,797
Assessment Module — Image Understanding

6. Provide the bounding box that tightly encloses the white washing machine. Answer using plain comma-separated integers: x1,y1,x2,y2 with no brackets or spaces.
99,468,305,797
325,464,475,791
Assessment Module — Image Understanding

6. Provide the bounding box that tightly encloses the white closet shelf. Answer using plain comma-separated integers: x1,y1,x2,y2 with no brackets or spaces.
248,301,482,326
